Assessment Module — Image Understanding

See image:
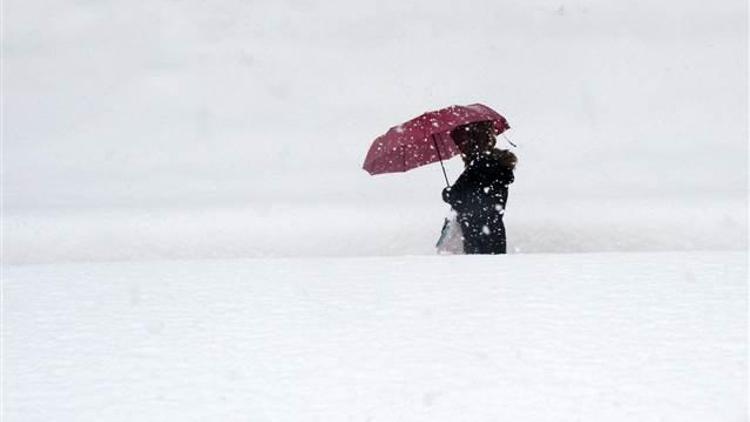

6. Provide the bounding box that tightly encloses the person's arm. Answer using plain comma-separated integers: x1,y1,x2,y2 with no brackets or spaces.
442,169,473,211
496,168,513,209
498,167,514,185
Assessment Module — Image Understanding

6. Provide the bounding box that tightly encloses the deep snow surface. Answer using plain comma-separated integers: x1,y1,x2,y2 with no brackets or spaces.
3,252,746,421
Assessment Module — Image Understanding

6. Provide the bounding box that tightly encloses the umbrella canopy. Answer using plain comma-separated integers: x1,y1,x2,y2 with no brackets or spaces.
362,104,510,177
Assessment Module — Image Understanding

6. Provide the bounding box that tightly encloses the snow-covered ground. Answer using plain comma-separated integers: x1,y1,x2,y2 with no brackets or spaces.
3,252,747,421
2,0,747,420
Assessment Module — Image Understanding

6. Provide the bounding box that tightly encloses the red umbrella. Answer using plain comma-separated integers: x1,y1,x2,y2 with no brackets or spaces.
362,103,510,186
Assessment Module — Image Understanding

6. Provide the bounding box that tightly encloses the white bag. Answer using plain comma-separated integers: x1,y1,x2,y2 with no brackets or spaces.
436,213,465,255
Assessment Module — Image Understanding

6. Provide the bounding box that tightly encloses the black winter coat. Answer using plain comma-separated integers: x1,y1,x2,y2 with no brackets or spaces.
442,150,514,254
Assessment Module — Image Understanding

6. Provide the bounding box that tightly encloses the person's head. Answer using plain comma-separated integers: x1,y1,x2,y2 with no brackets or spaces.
450,120,497,158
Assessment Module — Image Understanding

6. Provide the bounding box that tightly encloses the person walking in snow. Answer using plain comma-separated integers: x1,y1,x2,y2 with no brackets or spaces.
442,121,517,254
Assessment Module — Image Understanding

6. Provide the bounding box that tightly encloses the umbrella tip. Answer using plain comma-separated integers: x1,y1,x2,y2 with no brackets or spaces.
502,134,518,148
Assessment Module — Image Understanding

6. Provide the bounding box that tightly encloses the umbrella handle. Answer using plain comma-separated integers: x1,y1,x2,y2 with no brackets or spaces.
431,134,451,187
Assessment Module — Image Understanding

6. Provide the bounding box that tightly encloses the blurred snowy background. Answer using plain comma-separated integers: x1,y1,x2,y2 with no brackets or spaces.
3,2,747,421
3,0,747,263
